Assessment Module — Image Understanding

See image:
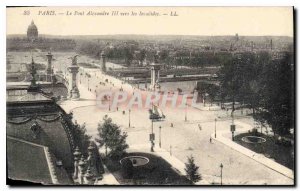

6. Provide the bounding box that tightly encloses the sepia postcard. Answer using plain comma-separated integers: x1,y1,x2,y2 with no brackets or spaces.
6,6,294,186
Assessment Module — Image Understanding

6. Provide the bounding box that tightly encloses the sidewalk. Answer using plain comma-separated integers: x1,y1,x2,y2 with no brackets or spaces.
189,102,220,111
95,165,119,185
59,82,97,113
211,120,294,180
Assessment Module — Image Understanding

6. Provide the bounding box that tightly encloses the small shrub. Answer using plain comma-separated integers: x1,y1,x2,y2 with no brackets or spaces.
184,155,201,183
121,158,134,179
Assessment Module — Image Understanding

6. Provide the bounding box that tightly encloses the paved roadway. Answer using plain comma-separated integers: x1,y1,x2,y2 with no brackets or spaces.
58,63,293,185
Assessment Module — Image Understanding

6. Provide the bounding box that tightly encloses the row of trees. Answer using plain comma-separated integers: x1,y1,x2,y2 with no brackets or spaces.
77,41,139,66
217,51,294,136
76,40,239,68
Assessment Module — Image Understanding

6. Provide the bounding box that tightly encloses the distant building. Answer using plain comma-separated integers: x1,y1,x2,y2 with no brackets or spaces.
27,20,38,41
235,33,239,42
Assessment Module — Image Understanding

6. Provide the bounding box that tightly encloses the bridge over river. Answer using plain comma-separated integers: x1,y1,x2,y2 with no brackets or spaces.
106,66,220,86
106,67,219,78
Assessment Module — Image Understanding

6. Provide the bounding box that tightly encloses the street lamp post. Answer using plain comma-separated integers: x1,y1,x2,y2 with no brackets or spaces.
203,93,206,107
149,103,155,152
108,96,111,111
231,124,235,141
129,109,131,128
231,106,235,141
220,163,223,185
185,103,187,122
215,118,217,138
151,118,154,152
159,126,162,148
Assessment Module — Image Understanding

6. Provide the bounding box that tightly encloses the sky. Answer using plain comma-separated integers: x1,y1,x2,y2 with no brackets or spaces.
6,7,294,37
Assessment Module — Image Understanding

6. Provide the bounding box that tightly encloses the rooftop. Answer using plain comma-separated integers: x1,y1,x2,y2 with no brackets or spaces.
6,91,52,103
7,81,68,100
7,136,73,184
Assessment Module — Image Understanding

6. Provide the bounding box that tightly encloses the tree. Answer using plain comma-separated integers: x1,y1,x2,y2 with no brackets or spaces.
124,46,134,66
96,116,129,159
62,112,91,155
121,158,134,178
218,51,294,137
256,52,294,136
61,112,91,156
218,52,263,112
139,49,147,63
195,81,219,105
72,121,92,156
184,155,201,183
159,49,169,62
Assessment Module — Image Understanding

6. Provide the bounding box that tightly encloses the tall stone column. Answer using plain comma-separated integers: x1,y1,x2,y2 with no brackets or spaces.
151,67,155,88
100,51,106,73
46,52,54,82
68,55,80,100
149,52,161,91
149,64,161,91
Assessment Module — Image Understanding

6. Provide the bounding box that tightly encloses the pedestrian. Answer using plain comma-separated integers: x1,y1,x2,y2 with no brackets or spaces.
198,124,202,131
210,137,212,143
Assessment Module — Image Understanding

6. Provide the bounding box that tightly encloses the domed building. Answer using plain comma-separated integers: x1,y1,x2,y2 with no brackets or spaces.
27,20,38,41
